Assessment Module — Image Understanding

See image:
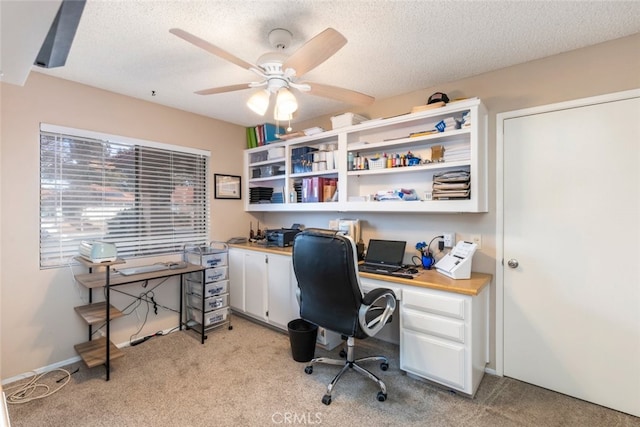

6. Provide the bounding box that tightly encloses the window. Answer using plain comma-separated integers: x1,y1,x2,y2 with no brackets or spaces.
40,124,210,268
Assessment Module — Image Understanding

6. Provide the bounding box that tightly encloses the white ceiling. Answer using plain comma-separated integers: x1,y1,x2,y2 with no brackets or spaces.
4,0,640,127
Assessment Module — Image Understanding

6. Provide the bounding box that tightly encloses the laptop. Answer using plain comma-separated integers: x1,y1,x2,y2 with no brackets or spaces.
358,239,406,274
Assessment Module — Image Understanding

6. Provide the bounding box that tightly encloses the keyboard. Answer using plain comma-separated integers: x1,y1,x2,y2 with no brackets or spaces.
117,264,169,276
358,266,414,279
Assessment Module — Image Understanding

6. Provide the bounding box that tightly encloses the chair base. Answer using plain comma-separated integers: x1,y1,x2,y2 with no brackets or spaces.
304,336,389,405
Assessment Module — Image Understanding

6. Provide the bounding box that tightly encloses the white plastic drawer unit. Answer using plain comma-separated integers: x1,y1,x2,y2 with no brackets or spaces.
188,293,229,312
187,279,229,298
186,251,228,268
187,266,228,283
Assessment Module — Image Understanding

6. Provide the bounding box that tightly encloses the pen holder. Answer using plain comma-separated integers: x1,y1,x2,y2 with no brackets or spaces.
422,254,434,270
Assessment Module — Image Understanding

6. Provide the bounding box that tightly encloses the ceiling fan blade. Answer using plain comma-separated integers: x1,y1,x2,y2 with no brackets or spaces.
305,82,375,105
170,28,256,71
283,28,347,76
194,83,251,96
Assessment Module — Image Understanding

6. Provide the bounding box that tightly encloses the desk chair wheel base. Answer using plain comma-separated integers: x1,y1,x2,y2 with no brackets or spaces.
322,394,332,405
377,391,387,402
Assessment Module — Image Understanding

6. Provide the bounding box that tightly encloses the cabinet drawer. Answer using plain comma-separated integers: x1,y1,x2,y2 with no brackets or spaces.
402,307,465,343
187,293,229,312
187,266,228,283
402,289,465,320
187,279,228,298
400,328,465,390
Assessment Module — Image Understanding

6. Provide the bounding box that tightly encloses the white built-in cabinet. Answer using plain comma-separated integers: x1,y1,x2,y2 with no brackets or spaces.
244,98,487,213
228,248,298,329
400,285,489,396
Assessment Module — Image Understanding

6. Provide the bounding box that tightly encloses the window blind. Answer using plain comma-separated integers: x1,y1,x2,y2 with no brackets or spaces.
40,125,210,268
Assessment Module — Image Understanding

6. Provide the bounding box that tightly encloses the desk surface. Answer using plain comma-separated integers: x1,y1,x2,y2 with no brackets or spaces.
228,242,491,296
74,263,205,288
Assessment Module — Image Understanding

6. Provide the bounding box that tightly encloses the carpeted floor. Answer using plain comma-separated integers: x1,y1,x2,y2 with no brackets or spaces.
5,315,640,426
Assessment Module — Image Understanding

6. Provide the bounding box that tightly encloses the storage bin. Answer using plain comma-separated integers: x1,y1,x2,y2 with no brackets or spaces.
368,157,386,169
267,146,285,159
188,306,229,327
187,279,228,297
188,293,229,312
330,112,368,129
187,266,228,283
185,251,228,268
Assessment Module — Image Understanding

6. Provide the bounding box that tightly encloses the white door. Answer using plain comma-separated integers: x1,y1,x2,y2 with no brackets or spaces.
501,93,640,416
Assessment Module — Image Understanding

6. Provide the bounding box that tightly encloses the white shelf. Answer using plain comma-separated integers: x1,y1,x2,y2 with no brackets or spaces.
243,98,487,213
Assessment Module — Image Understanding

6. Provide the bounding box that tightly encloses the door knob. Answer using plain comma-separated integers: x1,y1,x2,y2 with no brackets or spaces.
507,259,519,269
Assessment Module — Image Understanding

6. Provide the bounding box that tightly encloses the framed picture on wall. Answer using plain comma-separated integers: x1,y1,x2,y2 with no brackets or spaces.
214,174,241,199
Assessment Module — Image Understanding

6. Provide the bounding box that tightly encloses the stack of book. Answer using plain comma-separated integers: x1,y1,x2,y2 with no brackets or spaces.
246,123,284,148
432,170,471,200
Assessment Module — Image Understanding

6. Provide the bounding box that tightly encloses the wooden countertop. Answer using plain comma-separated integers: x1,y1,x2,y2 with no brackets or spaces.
228,242,491,296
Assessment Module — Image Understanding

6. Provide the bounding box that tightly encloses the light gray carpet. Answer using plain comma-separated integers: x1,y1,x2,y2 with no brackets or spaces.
6,315,640,426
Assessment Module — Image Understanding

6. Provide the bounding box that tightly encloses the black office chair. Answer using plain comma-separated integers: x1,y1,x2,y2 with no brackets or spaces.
292,228,397,405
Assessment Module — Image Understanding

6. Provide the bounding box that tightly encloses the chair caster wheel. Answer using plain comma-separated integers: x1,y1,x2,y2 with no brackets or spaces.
322,395,332,405
304,366,313,374
339,349,346,358
377,391,387,402
380,362,389,371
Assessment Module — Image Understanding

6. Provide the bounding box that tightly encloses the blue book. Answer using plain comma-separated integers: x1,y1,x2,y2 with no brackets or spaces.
264,123,284,144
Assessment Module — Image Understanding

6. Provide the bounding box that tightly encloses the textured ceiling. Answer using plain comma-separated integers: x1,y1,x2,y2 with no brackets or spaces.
13,1,640,126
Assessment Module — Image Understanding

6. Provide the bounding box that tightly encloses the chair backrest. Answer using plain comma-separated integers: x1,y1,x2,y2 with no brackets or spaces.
292,228,363,337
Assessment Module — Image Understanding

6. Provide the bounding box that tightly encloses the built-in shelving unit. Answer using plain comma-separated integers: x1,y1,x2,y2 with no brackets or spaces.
244,98,487,213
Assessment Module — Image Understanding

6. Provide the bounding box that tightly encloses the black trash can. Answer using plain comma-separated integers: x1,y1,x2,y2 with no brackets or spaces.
287,319,318,362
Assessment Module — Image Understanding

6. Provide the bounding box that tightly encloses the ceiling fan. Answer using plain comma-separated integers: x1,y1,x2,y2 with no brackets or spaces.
169,27,375,118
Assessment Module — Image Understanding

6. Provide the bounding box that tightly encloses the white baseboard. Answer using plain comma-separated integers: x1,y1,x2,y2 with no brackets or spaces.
1,326,179,387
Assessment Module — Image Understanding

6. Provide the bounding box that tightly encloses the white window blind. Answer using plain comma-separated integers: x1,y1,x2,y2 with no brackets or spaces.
40,125,210,268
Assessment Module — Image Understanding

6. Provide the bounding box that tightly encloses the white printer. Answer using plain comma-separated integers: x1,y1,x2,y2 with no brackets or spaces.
79,241,118,263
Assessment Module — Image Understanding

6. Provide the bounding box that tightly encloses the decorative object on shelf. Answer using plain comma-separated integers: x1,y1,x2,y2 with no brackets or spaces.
427,92,450,104
214,174,241,199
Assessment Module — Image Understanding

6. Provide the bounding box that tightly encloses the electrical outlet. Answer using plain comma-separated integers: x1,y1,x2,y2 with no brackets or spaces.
471,234,482,249
443,232,455,248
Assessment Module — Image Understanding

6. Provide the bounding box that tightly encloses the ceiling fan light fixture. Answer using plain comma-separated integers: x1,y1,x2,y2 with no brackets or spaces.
275,88,298,115
247,89,270,116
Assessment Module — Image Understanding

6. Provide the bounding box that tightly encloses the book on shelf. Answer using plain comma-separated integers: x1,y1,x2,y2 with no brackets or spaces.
246,123,285,148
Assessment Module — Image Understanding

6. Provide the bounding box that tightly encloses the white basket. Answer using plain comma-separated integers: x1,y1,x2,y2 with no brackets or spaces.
368,157,386,169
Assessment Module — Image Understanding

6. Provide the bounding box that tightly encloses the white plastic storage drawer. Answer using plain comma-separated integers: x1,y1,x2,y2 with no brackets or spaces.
402,289,466,320
187,266,228,283
186,250,228,268
187,279,228,298
188,306,229,327
188,293,229,312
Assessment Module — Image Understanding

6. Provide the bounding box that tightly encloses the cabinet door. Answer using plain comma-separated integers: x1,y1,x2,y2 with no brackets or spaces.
244,251,268,321
266,254,296,330
228,249,245,312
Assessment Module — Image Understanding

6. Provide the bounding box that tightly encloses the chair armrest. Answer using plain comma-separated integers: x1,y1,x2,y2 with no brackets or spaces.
358,288,397,337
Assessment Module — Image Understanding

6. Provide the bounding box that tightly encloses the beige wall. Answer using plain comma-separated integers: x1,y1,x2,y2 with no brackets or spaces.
1,33,638,380
0,73,253,379
263,33,640,371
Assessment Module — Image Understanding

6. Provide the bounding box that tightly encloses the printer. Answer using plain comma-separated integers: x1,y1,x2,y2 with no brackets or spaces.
79,241,118,263
265,228,301,247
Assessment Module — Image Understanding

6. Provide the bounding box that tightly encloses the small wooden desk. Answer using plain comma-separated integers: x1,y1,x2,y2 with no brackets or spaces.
73,260,205,380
